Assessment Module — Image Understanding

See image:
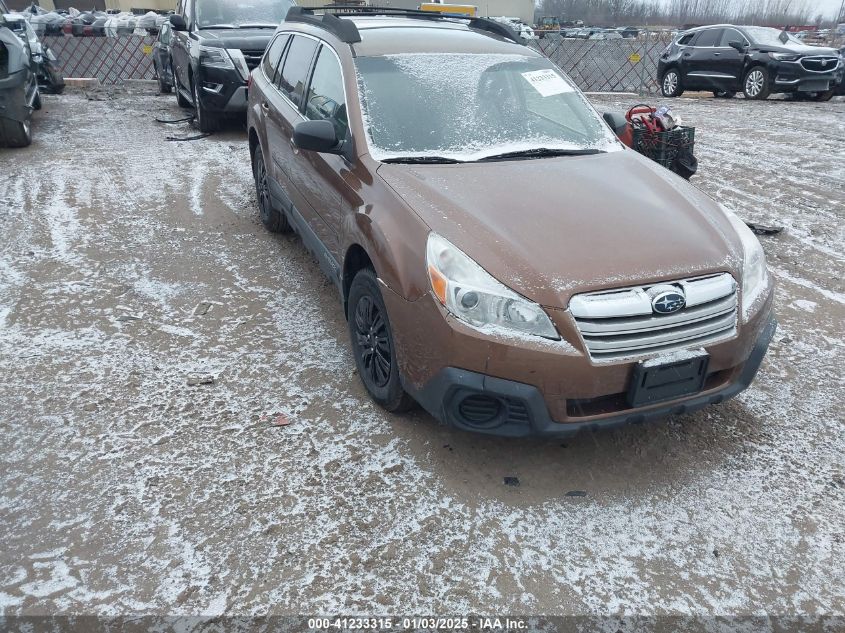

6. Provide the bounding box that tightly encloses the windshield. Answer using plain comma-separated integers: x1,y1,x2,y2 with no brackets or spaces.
743,27,804,48
195,0,292,28
354,53,619,162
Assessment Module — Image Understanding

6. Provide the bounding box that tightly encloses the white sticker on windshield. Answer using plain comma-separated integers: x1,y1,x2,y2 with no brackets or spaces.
521,70,573,97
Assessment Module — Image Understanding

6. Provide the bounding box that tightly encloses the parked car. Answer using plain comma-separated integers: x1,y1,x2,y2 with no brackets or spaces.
3,13,63,94
589,30,622,40
152,20,173,93
246,8,776,438
168,0,295,132
0,11,38,147
659,24,844,100
616,26,639,38
836,46,845,95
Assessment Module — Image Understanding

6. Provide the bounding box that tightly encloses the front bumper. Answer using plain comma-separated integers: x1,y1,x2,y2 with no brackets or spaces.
772,60,843,92
195,64,248,114
405,315,776,438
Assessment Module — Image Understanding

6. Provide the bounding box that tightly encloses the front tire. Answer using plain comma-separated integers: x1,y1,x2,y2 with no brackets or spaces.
661,69,684,97
743,67,770,100
253,145,290,233
0,116,33,148
192,78,217,133
347,268,414,413
173,63,190,107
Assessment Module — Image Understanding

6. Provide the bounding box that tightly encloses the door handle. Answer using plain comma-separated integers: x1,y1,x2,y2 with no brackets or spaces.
714,52,721,56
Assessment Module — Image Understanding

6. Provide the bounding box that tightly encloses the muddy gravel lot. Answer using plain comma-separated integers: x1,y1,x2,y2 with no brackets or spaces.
1,87,843,620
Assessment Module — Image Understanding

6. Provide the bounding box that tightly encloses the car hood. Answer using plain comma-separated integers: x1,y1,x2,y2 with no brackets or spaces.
377,149,743,308
195,28,274,49
755,43,840,56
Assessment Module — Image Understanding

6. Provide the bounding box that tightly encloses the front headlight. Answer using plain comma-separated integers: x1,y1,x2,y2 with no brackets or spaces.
722,207,768,316
198,45,234,69
426,232,559,340
769,52,800,61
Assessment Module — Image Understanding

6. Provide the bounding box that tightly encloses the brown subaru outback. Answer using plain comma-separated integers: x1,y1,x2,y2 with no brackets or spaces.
246,7,776,438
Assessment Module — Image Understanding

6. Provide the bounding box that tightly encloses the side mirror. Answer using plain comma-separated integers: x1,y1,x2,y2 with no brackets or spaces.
602,111,628,136
169,14,187,31
728,40,745,52
293,119,343,154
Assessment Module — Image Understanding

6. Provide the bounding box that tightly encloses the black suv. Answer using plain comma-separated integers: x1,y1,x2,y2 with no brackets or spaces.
169,0,295,132
659,24,844,101
1,6,39,148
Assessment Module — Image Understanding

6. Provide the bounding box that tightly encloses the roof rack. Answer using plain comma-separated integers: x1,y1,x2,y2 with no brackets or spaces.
287,5,523,45
286,6,363,43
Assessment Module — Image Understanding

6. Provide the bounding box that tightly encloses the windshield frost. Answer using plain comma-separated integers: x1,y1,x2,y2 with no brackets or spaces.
355,53,619,161
196,0,292,28
744,27,804,48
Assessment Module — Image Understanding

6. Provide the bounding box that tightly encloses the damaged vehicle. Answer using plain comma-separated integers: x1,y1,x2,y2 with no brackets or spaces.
3,13,63,94
248,8,776,438
0,11,38,147
168,0,295,132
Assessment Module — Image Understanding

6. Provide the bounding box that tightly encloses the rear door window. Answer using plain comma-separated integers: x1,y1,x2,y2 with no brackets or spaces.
262,33,289,83
694,29,723,47
304,45,348,141
278,35,318,109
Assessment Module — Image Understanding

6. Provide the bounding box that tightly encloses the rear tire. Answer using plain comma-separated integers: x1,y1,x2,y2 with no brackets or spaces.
253,145,290,233
157,71,172,94
743,67,770,100
347,268,415,413
0,116,33,148
713,90,736,98
809,90,834,102
661,69,684,97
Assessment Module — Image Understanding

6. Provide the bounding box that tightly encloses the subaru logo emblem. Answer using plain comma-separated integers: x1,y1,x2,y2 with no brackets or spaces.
650,287,686,314
822,59,828,66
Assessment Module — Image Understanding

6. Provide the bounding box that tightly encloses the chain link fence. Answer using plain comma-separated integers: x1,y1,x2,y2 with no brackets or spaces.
530,32,675,95
43,35,155,84
41,30,679,91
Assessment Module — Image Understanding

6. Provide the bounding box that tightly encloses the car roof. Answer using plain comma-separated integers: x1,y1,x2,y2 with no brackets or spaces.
284,13,533,57
352,17,531,56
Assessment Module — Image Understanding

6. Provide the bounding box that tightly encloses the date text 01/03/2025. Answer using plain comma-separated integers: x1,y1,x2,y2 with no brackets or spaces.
307,616,529,630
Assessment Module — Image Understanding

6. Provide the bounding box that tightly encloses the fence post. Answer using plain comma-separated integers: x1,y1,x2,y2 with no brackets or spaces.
638,29,648,95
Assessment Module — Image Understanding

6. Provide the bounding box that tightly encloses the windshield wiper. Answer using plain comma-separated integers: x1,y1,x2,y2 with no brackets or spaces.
237,23,278,28
200,24,237,29
479,148,604,161
382,156,464,164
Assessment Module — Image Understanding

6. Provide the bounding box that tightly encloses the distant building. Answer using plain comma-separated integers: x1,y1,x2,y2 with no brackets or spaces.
8,0,533,25
378,0,534,25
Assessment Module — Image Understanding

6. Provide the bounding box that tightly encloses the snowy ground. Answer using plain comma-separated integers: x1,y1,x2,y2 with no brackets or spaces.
0,87,843,622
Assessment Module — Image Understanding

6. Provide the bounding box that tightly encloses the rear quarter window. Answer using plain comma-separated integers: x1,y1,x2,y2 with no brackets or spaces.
278,35,318,108
262,33,289,83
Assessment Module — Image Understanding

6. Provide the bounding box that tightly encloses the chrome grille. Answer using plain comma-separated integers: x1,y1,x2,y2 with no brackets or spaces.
800,56,840,72
569,273,738,361
241,49,264,70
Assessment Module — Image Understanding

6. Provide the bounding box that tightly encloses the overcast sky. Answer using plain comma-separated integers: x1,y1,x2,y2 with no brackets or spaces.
818,0,844,19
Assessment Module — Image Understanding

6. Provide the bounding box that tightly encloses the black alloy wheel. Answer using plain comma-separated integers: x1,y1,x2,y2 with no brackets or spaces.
347,268,415,412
